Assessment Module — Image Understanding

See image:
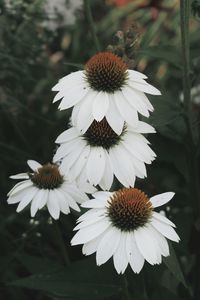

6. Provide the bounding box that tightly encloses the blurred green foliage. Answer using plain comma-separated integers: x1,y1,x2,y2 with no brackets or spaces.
0,0,200,299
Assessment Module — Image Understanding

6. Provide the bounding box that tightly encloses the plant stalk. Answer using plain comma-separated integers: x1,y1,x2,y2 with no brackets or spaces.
121,274,130,300
84,0,100,52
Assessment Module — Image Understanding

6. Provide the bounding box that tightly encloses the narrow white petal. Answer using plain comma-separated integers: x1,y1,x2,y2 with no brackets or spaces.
74,215,105,231
106,95,124,135
152,211,176,227
7,188,31,204
82,233,105,255
54,189,70,215
71,218,111,245
38,189,49,209
130,121,155,134
131,81,161,95
52,71,84,91
10,173,29,180
92,92,109,121
82,198,108,209
66,185,89,204
148,224,170,257
114,92,138,127
30,189,45,217
150,192,175,208
55,127,79,144
126,232,145,273
69,146,90,180
98,153,114,190
16,187,38,213
128,69,148,80
76,90,97,133
151,219,180,242
113,233,128,274
8,180,33,197
86,147,106,186
122,86,149,117
77,208,106,224
58,86,89,110
47,191,60,220
53,138,85,162
27,160,41,172
92,191,112,201
96,227,121,265
134,225,162,265
109,146,135,187
60,189,80,212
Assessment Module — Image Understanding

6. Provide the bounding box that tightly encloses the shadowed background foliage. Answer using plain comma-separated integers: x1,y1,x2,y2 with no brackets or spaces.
0,0,200,299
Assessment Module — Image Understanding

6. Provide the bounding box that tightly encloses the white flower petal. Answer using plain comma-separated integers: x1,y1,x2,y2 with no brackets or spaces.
130,121,155,134
60,189,80,212
128,69,148,80
98,153,114,190
106,95,124,135
134,225,162,265
131,81,161,95
53,138,85,162
52,71,84,91
96,227,121,265
38,189,49,209
54,189,70,215
150,192,175,208
86,147,106,186
55,127,79,144
114,91,138,128
74,215,105,231
66,185,89,204
69,146,90,180
71,218,111,245
82,233,105,255
122,86,149,117
152,211,176,228
77,208,107,223
92,191,112,201
58,86,89,110
148,224,169,257
92,92,109,121
151,219,180,242
47,190,60,220
9,173,29,180
126,232,145,273
8,180,33,197
113,233,128,274
30,189,45,217
76,90,96,133
81,198,108,209
16,187,38,213
27,160,42,172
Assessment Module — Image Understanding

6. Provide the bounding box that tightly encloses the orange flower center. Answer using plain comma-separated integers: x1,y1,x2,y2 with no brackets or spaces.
85,52,128,93
107,188,153,231
30,164,63,189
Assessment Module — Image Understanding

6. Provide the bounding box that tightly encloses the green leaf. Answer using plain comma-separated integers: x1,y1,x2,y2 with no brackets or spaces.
163,243,187,288
139,46,182,68
10,258,121,300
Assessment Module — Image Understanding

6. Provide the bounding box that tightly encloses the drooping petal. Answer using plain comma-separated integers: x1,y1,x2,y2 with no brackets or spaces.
113,232,128,274
126,232,145,273
96,227,121,265
86,147,106,186
106,95,124,135
92,92,109,122
47,190,60,220
152,211,176,227
16,187,38,213
151,219,180,242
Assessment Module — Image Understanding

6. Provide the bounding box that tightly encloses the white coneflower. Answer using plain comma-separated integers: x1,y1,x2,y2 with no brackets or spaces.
53,119,156,190
71,188,180,274
7,160,90,220
52,52,161,135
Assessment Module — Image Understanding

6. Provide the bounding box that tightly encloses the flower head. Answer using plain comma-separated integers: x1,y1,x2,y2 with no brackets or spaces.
71,188,180,274
53,119,156,190
7,160,90,220
52,52,161,135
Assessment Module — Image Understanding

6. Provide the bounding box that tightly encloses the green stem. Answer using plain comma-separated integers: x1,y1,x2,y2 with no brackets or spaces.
52,219,70,266
180,0,193,142
84,0,100,52
121,274,130,300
